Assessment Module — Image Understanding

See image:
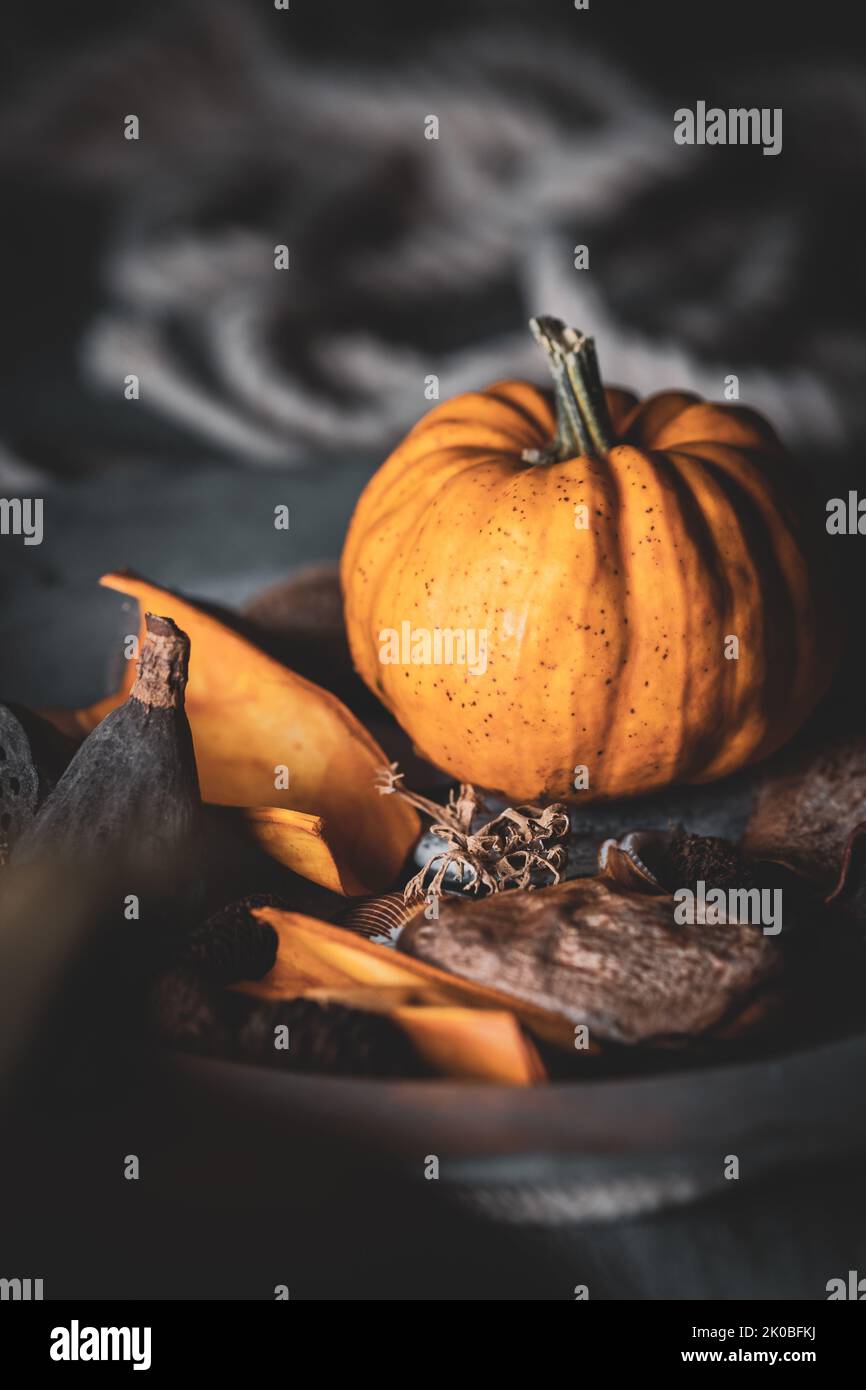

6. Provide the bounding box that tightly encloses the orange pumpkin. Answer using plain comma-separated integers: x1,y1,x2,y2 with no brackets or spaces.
341,317,841,802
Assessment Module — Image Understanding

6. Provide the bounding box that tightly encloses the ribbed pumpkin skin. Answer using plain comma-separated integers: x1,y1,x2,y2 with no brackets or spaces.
341,381,840,802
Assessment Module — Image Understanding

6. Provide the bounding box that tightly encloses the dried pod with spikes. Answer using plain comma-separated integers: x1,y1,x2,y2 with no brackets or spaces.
178,894,281,983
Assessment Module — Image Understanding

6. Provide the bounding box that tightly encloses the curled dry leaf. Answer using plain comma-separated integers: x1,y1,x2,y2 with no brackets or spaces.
230,907,547,1083
41,572,419,895
389,1007,546,1085
236,807,375,897
239,907,573,1055
399,877,781,1046
825,821,866,914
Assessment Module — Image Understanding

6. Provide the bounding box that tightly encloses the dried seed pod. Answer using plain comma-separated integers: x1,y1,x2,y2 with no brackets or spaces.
399,877,780,1046
180,895,282,983
12,615,202,902
337,892,423,943
235,997,426,1077
0,704,74,861
149,970,425,1078
667,826,756,891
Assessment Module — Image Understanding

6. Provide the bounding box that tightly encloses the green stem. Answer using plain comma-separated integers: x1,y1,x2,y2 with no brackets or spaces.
522,316,614,465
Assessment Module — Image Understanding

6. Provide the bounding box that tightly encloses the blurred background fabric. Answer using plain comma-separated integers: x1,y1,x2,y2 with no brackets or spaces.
1,0,864,479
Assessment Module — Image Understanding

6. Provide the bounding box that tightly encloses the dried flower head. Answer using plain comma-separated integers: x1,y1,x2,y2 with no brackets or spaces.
376,764,569,902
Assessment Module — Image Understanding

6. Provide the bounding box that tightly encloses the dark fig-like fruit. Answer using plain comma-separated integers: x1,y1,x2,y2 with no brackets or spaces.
0,704,75,861
12,615,202,899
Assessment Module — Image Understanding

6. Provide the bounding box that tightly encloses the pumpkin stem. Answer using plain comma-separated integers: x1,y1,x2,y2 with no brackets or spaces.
523,316,614,464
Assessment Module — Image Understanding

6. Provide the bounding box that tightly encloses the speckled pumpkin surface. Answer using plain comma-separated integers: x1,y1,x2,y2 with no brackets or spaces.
341,320,841,802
